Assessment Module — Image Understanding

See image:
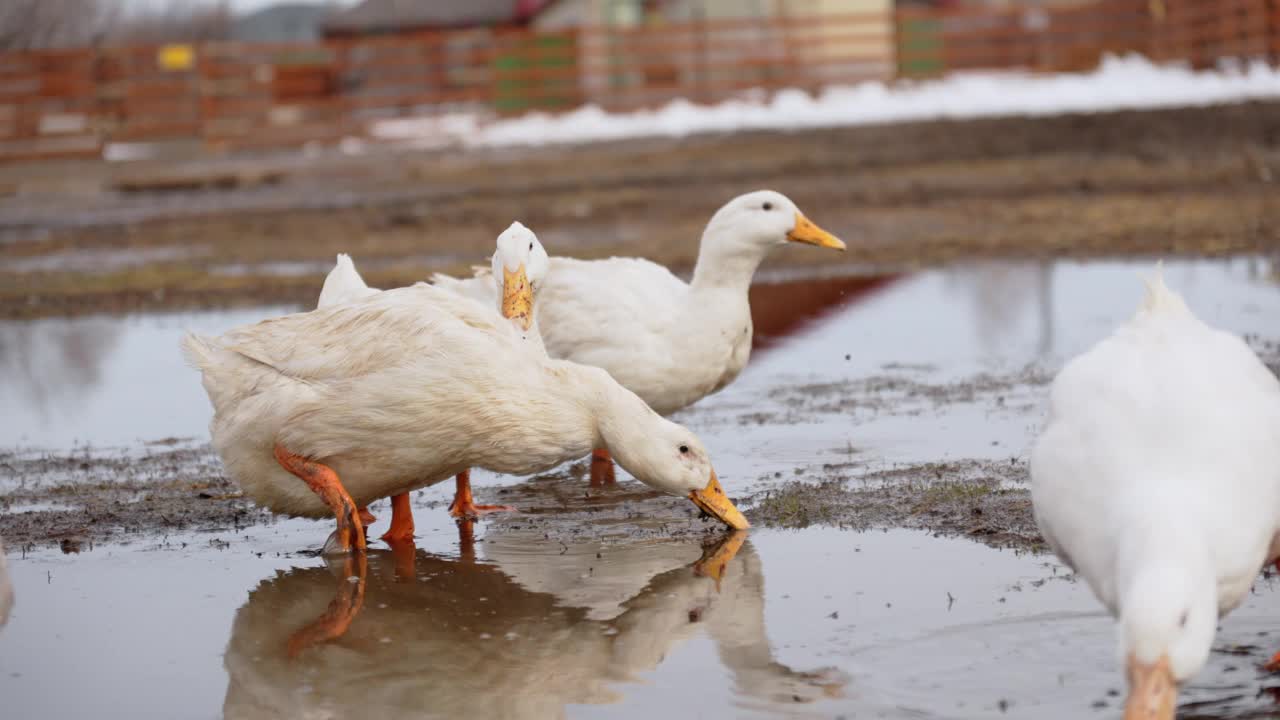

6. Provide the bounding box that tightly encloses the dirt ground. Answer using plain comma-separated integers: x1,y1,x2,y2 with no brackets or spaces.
0,418,1040,553
3,102,1280,553
2,101,1279,319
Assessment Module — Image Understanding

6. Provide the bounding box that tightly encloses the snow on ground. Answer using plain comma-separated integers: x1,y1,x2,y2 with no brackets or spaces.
105,56,1280,161
373,55,1280,150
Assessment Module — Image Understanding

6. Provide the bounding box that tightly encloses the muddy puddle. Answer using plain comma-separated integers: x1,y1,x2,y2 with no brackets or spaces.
2,256,1280,718
6,522,1280,719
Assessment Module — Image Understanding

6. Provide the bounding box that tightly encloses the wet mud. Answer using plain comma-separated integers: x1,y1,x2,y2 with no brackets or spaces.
0,443,1033,552
0,443,267,549
749,458,1038,548
0,374,1043,552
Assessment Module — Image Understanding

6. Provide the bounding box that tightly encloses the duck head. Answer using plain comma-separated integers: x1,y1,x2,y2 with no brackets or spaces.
590,376,749,530
708,189,844,250
1119,559,1217,719
692,190,843,289
490,221,549,332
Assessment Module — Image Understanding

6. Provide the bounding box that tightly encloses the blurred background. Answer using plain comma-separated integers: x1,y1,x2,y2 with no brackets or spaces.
0,0,1277,440
0,0,1274,308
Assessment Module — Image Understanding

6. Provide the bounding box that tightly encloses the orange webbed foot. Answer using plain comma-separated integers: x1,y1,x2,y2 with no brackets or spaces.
447,470,516,520
448,501,517,519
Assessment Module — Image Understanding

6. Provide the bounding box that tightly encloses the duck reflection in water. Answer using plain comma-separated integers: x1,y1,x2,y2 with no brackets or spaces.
223,528,845,718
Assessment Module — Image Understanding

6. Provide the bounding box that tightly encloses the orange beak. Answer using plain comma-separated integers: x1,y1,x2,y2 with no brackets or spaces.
693,529,748,591
786,211,845,250
688,470,750,530
1123,654,1176,720
501,264,534,331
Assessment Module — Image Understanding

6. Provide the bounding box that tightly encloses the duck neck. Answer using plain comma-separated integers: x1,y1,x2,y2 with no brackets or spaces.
573,366,665,483
690,226,771,295
506,313,544,351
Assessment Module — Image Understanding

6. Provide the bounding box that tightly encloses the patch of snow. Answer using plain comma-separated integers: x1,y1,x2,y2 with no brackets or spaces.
369,112,487,149
338,136,366,156
103,142,160,163
469,55,1280,148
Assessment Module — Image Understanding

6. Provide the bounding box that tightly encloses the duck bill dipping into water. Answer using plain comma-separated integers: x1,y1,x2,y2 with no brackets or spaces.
688,471,748,530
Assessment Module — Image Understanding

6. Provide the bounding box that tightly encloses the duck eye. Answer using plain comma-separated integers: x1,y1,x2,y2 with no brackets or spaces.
762,202,773,211
1178,611,1189,628
679,444,690,454
528,242,533,251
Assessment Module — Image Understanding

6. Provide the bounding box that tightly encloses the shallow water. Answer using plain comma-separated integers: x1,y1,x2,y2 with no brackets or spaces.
2,256,1280,718
0,305,297,449
5,521,1280,719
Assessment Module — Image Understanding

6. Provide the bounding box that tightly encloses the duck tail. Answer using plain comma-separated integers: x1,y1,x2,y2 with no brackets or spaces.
318,253,369,308
182,332,264,413
181,332,217,371
1140,261,1190,316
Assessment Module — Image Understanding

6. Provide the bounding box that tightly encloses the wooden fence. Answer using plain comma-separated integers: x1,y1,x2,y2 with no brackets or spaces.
0,0,1276,163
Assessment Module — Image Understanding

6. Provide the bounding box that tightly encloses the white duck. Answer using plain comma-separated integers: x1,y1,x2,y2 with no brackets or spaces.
314,222,550,540
1030,268,1280,719
184,287,747,554
435,190,844,481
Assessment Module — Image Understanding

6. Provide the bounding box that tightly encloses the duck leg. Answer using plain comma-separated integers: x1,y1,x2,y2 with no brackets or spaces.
590,448,616,486
286,553,368,657
358,506,376,525
447,469,515,519
381,492,416,543
273,444,366,553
